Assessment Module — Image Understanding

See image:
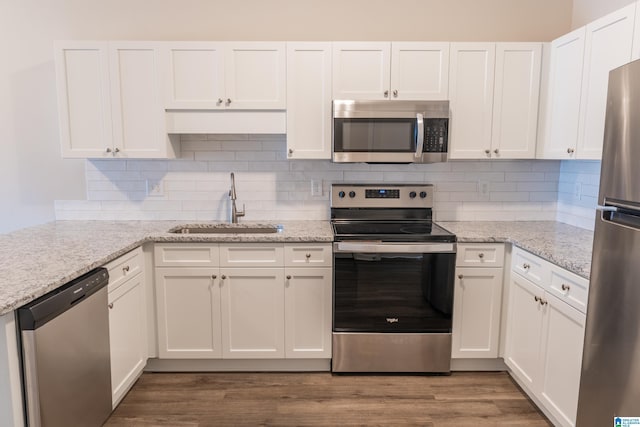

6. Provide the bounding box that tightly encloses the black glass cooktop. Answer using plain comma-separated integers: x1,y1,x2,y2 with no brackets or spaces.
332,221,456,243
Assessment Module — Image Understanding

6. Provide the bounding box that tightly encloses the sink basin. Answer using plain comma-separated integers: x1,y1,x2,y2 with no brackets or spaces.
169,224,281,234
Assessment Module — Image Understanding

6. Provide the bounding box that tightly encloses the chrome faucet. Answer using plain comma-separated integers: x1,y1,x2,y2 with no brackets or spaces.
229,172,245,223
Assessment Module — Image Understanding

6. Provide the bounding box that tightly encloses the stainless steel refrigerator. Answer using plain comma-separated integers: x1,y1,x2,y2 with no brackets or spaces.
576,59,640,426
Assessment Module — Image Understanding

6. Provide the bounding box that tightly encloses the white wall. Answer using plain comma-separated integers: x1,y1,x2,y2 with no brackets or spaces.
556,160,601,230
1,0,573,233
572,0,636,28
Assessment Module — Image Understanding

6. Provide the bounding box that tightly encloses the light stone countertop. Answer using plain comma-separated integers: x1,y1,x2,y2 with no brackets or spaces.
0,219,594,317
0,220,333,316
438,221,594,280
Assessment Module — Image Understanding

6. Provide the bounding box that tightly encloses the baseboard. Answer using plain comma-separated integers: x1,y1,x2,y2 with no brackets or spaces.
451,358,507,371
144,358,331,372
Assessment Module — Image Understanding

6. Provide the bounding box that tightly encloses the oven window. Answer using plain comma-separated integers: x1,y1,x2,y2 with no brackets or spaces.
333,252,455,333
333,118,416,152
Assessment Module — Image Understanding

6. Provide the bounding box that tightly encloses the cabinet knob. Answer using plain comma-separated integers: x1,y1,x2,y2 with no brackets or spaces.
493,149,499,155
221,275,227,280
384,90,389,98
108,303,114,309
534,295,540,303
393,90,398,98
217,98,223,105
523,263,530,270
123,265,130,274
105,147,112,153
212,274,217,279
305,253,311,259
478,253,484,259
286,275,292,280
540,299,548,306
114,147,120,153
561,283,570,291
567,148,575,154
458,274,463,280
226,98,232,105
484,149,491,156
288,148,294,155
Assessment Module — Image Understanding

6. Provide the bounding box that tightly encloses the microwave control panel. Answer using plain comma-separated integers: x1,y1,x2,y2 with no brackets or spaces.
423,118,448,153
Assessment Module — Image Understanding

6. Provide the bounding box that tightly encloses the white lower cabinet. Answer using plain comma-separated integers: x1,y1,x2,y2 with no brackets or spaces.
154,243,332,360
105,247,147,408
220,268,285,358
505,247,587,427
452,244,505,359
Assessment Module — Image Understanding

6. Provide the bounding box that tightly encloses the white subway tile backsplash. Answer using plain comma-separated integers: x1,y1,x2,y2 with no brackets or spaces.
56,135,613,226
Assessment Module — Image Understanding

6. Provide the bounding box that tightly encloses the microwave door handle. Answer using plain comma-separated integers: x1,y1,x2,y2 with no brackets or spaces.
415,113,424,159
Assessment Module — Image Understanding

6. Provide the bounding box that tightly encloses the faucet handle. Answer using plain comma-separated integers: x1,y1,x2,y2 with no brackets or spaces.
238,204,246,217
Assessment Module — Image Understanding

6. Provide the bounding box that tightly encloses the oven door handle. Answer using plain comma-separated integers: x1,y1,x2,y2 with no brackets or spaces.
334,242,456,254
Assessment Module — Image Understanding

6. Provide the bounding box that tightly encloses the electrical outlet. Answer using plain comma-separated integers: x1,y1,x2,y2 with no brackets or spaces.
478,180,490,197
146,179,164,197
574,182,582,200
311,179,323,196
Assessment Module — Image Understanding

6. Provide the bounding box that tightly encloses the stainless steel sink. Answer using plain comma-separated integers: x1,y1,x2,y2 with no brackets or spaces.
169,224,281,234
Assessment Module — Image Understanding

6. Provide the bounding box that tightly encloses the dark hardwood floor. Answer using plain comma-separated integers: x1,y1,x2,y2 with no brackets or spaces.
106,371,551,426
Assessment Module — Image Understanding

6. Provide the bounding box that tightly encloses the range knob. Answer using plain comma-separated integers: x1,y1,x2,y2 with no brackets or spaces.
338,191,346,198
409,191,417,199
349,191,356,198
420,191,427,198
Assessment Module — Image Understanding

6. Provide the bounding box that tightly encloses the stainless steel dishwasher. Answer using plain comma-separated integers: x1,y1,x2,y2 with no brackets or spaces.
17,267,112,427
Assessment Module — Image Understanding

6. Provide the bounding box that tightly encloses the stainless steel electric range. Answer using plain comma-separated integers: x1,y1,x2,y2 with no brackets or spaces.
331,183,457,373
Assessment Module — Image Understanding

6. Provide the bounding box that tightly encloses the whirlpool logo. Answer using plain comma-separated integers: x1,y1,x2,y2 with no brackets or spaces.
386,318,399,324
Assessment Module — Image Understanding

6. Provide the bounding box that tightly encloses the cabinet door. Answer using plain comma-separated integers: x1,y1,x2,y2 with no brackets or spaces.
390,42,449,100
539,28,586,159
108,273,146,407
224,42,286,109
505,274,545,389
155,268,222,358
284,268,332,358
286,43,332,159
163,42,225,109
220,268,285,358
448,43,496,159
452,267,504,358
54,41,113,158
577,3,636,159
491,43,541,159
538,294,586,427
109,42,168,158
332,42,391,100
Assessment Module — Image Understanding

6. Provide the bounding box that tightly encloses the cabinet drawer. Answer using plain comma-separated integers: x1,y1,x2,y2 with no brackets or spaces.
106,247,143,292
284,244,332,267
512,247,549,286
154,244,219,267
219,244,284,267
548,264,589,314
456,244,505,267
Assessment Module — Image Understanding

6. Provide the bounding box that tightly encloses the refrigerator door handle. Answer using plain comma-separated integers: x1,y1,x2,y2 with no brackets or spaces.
596,205,618,212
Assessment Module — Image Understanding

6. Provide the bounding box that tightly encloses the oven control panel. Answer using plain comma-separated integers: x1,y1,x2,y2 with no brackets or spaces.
331,184,434,208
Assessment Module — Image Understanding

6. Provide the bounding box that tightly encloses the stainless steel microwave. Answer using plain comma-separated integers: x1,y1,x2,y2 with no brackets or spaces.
332,100,449,163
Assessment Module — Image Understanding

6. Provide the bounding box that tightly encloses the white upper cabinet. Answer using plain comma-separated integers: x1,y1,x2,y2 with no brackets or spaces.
448,43,496,159
539,2,636,160
390,42,449,100
491,43,542,159
55,41,176,159
286,43,332,159
538,28,586,159
577,3,636,159
163,42,286,110
332,42,449,100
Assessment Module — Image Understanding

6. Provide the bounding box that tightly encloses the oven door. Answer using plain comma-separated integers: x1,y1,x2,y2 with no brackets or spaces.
333,242,456,333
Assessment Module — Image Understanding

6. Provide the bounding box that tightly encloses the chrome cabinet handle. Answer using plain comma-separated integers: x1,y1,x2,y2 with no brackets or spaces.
288,148,294,155
540,299,548,306
221,275,227,280
567,148,575,154
123,265,130,273
217,98,223,105
493,148,499,154
458,274,463,279
523,263,530,270
211,274,217,279
384,90,389,98
286,275,292,280
305,253,311,259
393,90,398,98
484,149,491,156
226,98,232,105
106,147,112,153
561,283,570,291
478,253,484,259
114,147,120,153
534,296,540,302
108,303,114,309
